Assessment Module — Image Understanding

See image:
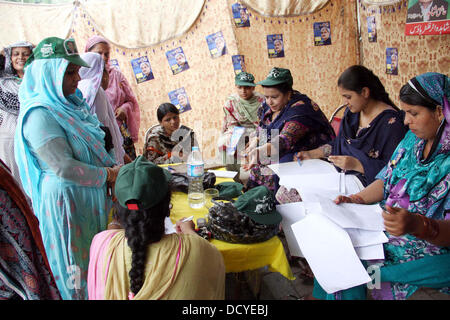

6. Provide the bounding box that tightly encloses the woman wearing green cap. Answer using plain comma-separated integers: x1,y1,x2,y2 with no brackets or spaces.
243,67,335,193
88,156,225,300
218,71,264,165
14,37,121,299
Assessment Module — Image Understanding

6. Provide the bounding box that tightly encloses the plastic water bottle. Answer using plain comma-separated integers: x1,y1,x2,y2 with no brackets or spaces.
187,146,205,209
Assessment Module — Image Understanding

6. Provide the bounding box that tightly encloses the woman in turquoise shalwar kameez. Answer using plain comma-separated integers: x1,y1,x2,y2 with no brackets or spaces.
14,37,121,299
313,72,450,300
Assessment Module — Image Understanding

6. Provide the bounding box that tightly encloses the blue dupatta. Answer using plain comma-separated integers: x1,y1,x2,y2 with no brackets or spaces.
14,58,115,205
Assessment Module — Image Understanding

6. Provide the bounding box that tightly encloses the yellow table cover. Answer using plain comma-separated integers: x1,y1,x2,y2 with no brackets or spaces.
168,173,294,280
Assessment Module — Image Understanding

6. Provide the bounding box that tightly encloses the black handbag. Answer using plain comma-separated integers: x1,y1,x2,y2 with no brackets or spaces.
206,197,279,244
169,172,216,193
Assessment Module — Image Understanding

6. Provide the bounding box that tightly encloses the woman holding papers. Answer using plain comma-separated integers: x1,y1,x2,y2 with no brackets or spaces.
218,72,264,165
295,65,408,187
243,67,335,193
313,72,450,300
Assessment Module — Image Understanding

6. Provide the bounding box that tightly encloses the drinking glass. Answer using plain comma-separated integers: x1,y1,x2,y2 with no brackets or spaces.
204,188,219,210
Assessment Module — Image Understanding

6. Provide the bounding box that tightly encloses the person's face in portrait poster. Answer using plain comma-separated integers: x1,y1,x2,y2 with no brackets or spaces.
321,27,331,41
140,62,151,77
175,53,186,66
274,39,283,54
178,93,188,108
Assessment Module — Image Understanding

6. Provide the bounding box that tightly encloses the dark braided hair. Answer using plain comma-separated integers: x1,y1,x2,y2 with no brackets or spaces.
338,65,399,110
115,188,172,296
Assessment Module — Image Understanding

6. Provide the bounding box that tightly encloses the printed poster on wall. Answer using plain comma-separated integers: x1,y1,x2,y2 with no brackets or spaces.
367,16,377,42
131,56,154,84
405,0,449,35
168,87,192,113
314,22,332,46
166,47,190,75
386,48,399,75
206,31,227,58
109,59,120,71
232,55,246,75
267,34,284,58
232,3,250,27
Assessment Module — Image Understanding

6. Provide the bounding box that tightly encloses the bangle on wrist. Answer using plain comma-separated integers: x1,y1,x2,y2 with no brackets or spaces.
413,214,439,241
349,194,365,204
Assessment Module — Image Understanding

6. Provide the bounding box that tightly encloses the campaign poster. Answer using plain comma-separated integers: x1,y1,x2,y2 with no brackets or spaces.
166,47,190,75
367,16,377,42
267,34,284,58
386,47,399,75
206,31,227,58
232,55,246,75
405,0,449,35
109,59,120,71
232,3,250,27
168,87,192,113
130,56,154,84
314,21,332,46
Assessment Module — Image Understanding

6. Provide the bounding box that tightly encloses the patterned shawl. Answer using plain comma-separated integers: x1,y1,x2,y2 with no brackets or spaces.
0,41,34,115
0,160,61,300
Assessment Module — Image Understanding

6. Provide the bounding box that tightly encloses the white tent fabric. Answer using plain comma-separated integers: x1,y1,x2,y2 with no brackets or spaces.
80,0,205,48
240,0,330,17
0,0,205,49
0,1,75,48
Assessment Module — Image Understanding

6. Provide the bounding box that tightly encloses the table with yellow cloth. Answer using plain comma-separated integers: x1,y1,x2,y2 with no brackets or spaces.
168,172,294,281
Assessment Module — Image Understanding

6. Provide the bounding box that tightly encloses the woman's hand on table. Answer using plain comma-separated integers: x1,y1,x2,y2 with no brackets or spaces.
328,155,364,173
175,218,196,235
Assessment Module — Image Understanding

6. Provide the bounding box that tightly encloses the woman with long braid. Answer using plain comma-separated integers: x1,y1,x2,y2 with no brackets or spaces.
88,156,225,300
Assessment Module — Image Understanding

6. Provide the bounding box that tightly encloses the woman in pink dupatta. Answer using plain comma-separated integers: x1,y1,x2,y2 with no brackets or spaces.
85,36,140,161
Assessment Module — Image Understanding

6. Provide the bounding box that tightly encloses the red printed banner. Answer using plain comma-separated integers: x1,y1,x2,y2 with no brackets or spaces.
405,19,450,35
405,0,450,36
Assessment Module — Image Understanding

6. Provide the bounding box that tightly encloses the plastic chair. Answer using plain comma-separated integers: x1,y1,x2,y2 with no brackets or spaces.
329,104,346,136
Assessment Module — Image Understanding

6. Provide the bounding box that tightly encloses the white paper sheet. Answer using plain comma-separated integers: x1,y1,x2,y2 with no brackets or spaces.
268,159,337,176
354,244,385,260
207,170,238,178
345,174,364,194
317,196,384,231
164,217,177,234
292,213,372,294
279,173,342,193
345,228,388,248
277,202,307,257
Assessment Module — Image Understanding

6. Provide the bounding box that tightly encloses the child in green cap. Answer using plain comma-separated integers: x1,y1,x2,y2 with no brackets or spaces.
217,71,264,179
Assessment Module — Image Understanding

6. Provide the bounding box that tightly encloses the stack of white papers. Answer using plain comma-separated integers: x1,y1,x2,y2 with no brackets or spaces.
269,160,363,196
277,200,388,294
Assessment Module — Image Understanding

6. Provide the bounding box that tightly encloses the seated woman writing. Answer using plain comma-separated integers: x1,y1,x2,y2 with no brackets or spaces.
313,72,450,300
243,67,335,193
88,156,225,300
295,65,408,187
143,103,196,164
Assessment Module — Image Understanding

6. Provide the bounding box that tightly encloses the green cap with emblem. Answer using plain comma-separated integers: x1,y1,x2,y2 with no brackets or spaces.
25,37,90,68
115,156,172,210
235,71,256,87
233,186,282,225
257,67,293,87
